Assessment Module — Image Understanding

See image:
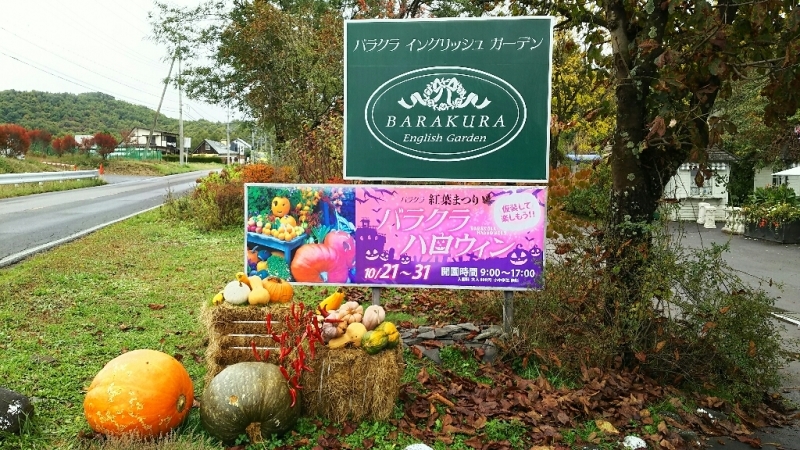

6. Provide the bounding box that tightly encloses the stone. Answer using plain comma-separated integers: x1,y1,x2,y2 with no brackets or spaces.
415,345,441,364
417,331,436,340
622,435,647,450
450,332,471,341
404,444,434,450
481,344,498,363
433,327,451,338
459,323,480,332
474,325,503,340
0,387,34,435
417,326,434,334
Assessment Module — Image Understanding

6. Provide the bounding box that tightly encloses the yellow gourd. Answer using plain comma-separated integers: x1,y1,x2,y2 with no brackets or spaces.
328,322,367,349
375,321,400,348
247,276,271,305
317,289,345,314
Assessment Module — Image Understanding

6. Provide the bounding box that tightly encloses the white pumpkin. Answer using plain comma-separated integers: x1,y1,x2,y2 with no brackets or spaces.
362,305,386,330
222,280,251,305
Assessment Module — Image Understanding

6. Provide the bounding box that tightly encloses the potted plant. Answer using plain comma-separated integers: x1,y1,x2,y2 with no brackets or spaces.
741,184,800,243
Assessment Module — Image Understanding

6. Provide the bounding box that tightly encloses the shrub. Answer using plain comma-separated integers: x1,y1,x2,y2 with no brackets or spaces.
741,184,800,228
163,163,296,231
499,221,786,406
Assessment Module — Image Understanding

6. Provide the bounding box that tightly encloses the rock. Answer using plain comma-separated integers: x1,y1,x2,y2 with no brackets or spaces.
678,430,700,446
459,322,480,332
696,407,728,423
416,331,436,339
622,435,647,450
474,325,503,340
0,387,34,435
404,444,434,450
481,344,498,363
433,327,451,337
414,345,441,364
417,326,434,334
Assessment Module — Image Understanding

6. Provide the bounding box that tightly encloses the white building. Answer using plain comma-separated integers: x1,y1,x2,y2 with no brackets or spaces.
663,148,736,221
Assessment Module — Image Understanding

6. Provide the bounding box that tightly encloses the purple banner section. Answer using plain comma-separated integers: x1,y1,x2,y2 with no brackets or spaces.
245,184,546,290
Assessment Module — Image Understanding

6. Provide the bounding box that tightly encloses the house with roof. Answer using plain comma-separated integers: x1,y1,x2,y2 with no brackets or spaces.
752,127,800,192
193,139,239,161
120,127,190,154
662,147,737,221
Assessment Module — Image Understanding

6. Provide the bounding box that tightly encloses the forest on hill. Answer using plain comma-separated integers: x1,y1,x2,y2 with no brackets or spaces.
0,90,250,146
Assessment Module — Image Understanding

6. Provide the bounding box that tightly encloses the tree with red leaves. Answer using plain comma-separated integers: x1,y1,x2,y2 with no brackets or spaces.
52,134,78,157
27,129,53,155
92,132,118,160
0,124,31,158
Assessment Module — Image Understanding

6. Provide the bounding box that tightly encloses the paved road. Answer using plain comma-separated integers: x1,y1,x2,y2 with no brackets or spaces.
0,170,209,267
671,222,800,449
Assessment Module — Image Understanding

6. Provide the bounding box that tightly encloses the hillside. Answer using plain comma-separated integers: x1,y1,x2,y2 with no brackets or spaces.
0,90,247,146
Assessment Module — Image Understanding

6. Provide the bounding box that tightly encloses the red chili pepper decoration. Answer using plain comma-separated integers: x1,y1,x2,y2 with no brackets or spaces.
289,387,297,408
312,315,322,335
251,340,261,361
280,365,290,381
308,339,316,358
319,304,329,318
324,317,343,324
265,312,273,334
291,374,302,390
262,349,270,361
291,303,296,320
298,302,305,316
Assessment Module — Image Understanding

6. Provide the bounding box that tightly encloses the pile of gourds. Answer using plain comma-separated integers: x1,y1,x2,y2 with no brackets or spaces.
213,272,294,306
317,291,400,355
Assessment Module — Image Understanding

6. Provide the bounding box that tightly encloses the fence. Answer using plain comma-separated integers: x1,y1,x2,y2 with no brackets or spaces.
109,148,163,161
0,170,100,185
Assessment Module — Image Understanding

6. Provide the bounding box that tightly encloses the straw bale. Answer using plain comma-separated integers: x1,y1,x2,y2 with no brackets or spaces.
202,301,404,422
300,343,404,422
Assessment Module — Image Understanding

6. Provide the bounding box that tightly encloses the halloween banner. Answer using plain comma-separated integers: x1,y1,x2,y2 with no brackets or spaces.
245,184,547,290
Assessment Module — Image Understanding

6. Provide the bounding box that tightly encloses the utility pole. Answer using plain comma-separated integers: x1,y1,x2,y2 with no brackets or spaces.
148,55,176,155
226,110,231,165
178,49,185,165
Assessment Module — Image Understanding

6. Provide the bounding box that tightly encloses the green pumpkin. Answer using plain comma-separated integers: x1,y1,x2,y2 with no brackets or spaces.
361,330,389,355
375,321,400,348
200,362,301,443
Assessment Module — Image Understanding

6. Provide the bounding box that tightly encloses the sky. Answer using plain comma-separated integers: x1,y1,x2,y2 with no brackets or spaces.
1,0,235,124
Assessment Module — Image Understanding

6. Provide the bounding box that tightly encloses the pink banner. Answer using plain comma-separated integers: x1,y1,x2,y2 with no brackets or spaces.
245,184,546,290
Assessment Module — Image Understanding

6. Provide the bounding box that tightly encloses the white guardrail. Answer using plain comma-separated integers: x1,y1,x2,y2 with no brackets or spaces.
0,170,100,185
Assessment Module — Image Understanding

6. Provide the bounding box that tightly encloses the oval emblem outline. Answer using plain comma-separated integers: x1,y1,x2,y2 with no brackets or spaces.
364,66,527,162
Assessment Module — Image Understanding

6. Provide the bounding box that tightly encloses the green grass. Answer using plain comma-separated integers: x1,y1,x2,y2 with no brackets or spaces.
0,178,106,199
0,211,242,449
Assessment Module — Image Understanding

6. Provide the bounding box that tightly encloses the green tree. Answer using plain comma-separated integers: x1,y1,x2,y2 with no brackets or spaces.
150,1,344,144
550,30,614,167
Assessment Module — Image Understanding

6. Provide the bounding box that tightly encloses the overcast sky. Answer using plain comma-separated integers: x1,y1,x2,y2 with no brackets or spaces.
1,0,235,124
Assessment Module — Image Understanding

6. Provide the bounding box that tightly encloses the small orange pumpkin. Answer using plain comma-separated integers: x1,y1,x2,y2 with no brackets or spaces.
271,196,291,217
263,277,294,303
83,349,194,439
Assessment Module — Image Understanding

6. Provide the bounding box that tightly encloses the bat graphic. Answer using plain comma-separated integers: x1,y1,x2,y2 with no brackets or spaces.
374,188,398,197
363,192,385,203
481,194,495,205
354,196,368,204
372,208,381,213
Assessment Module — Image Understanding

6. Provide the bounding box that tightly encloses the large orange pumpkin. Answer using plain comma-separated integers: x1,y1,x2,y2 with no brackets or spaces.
291,243,350,283
84,349,194,439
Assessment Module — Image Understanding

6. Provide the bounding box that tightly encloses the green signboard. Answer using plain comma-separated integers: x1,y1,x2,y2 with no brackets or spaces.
344,17,553,183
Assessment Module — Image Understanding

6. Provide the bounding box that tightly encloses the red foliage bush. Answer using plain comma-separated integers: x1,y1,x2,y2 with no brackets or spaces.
241,163,295,184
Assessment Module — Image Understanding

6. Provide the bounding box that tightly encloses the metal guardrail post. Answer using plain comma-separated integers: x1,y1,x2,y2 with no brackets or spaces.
0,170,100,185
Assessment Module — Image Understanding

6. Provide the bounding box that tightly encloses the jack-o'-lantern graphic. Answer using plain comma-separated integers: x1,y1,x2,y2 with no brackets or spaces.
271,196,291,217
508,244,529,266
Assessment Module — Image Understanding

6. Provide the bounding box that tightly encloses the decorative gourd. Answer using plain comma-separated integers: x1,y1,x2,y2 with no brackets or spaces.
337,301,364,324
223,280,251,305
247,276,271,306
290,243,350,283
376,321,400,348
262,277,293,303
317,289,345,314
320,312,344,342
271,196,291,217
200,362,300,443
84,349,193,439
0,387,34,435
328,322,367,349
361,330,389,355
362,305,386,330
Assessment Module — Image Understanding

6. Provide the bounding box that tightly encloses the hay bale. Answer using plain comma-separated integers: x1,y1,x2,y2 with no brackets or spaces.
201,302,405,422
201,302,293,385
300,344,404,423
